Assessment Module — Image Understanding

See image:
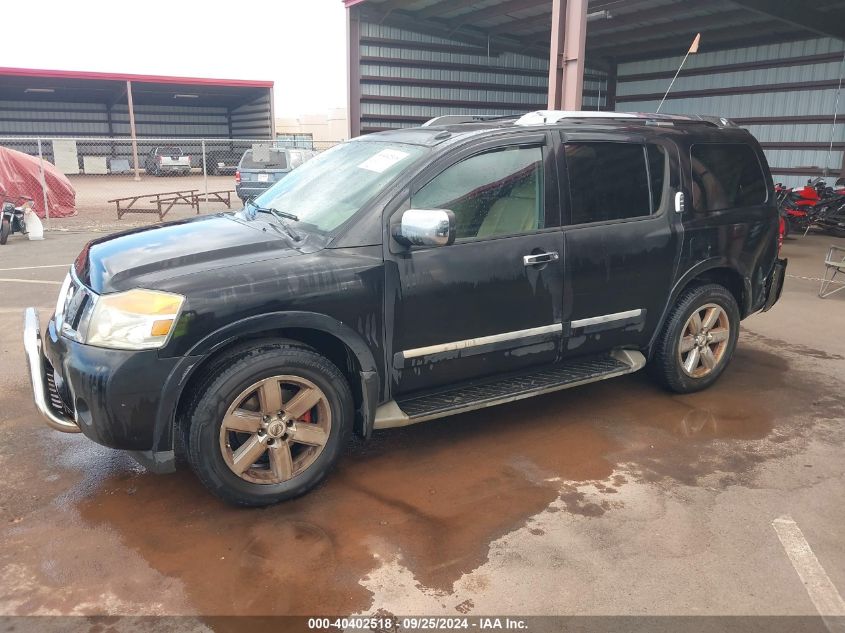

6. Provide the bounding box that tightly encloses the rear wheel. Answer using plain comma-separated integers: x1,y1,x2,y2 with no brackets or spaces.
186,341,352,506
650,284,740,393
0,219,10,245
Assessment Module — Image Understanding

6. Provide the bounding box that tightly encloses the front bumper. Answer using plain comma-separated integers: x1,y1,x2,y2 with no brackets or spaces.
23,307,80,433
23,307,181,456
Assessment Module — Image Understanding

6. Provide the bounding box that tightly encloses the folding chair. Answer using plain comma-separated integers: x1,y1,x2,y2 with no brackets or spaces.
819,245,845,298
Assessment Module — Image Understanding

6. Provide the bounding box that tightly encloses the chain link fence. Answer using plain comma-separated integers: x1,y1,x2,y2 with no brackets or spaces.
0,136,341,229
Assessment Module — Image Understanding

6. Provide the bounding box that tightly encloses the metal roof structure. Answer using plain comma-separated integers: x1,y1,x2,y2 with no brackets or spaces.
343,0,845,67
0,67,273,109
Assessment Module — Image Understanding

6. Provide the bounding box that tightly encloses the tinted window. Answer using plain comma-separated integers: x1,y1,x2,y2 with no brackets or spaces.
240,149,289,170
690,143,766,212
411,146,544,240
564,142,652,224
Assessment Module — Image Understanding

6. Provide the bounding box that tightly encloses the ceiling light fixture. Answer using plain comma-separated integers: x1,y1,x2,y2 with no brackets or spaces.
25,88,55,93
174,93,200,99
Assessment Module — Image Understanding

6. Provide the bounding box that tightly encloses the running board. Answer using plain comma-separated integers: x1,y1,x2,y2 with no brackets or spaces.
374,349,645,429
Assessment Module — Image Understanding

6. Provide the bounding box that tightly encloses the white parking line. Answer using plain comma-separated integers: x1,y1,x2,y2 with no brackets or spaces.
0,264,69,272
0,278,63,285
773,515,845,631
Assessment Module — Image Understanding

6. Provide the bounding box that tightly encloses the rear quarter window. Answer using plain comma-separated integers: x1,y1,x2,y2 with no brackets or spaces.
690,143,767,212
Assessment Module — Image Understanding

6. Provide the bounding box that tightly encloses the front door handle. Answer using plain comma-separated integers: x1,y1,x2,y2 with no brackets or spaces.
523,251,559,266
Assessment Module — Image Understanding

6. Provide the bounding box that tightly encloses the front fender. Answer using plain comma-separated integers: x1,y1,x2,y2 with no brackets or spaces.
151,311,380,454
187,310,379,373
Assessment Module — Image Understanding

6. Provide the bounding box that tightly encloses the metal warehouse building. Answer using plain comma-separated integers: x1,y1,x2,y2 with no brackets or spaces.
344,0,845,186
0,67,274,174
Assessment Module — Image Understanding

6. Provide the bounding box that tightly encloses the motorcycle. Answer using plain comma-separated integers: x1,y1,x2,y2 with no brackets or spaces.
775,178,845,237
0,195,36,245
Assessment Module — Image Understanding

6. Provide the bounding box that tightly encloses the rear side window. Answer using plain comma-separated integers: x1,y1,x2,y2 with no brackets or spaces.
240,149,289,170
564,142,656,224
690,143,766,212
158,147,182,156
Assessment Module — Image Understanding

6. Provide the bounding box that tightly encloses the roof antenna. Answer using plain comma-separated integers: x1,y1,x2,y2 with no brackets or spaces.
656,33,700,114
823,48,845,178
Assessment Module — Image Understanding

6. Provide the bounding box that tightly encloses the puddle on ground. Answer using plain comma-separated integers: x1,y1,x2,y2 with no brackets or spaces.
5,340,842,616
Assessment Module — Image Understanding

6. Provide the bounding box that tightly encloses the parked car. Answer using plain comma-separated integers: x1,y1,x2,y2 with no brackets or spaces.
205,148,240,176
235,147,315,202
24,111,786,506
144,146,191,176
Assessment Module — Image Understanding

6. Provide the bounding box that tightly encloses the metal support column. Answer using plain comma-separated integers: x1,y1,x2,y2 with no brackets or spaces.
347,7,362,138
126,80,141,181
201,139,209,205
36,139,50,229
547,0,588,111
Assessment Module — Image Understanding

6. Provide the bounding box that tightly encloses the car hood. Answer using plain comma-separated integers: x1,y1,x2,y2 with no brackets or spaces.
75,213,320,294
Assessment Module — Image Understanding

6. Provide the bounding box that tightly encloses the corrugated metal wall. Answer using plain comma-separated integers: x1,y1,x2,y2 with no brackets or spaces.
0,90,273,140
230,92,274,138
355,19,608,133
615,37,845,187
0,100,231,137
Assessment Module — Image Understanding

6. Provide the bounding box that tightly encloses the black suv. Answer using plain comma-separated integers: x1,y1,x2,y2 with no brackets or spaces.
24,111,786,506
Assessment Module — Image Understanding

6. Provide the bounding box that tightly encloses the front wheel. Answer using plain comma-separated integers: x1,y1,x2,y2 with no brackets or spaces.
649,283,740,394
186,341,353,506
0,219,10,245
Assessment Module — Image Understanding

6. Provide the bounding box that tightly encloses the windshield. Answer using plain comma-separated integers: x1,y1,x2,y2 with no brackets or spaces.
253,140,426,233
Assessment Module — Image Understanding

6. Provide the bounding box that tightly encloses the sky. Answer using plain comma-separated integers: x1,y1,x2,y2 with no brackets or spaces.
2,0,349,117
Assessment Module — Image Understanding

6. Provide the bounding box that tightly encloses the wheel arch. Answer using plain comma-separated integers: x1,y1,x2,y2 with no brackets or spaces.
157,312,381,456
646,260,750,359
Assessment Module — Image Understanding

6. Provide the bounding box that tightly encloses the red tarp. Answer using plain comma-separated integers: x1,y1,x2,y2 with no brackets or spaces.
0,146,76,218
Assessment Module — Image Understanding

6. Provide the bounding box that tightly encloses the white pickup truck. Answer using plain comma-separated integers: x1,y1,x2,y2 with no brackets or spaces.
144,146,192,176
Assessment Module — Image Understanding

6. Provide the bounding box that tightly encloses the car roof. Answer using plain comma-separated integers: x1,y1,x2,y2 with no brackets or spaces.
357,110,755,147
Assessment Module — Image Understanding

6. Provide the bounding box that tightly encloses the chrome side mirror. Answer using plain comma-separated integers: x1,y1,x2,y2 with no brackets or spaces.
395,209,456,248
674,191,685,213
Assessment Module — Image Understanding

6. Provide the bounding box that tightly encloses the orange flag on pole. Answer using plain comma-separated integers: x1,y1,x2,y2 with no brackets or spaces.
688,33,701,54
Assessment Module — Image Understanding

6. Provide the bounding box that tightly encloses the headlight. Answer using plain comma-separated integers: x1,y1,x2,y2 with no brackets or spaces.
85,288,185,350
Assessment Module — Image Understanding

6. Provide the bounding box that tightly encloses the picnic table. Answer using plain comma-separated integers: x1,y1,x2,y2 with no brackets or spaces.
109,189,199,220
110,189,239,220
192,189,237,209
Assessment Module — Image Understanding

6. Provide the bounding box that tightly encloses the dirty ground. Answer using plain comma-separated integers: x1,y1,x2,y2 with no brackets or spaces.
0,230,843,627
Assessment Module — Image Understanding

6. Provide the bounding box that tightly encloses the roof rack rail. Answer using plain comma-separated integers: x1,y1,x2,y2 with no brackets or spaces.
514,110,736,128
421,114,509,127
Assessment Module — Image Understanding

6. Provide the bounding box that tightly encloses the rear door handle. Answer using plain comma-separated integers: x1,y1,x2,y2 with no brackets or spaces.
523,251,559,266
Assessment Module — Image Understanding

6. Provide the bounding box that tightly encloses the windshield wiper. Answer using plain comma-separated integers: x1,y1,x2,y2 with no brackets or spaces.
246,200,301,241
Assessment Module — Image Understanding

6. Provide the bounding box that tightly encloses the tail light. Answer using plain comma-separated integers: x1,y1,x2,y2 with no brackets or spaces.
234,170,240,184
156,156,163,164
777,217,785,253
185,155,191,164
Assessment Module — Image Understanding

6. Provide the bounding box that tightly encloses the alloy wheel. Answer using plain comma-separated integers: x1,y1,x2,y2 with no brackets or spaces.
678,303,731,378
218,375,331,485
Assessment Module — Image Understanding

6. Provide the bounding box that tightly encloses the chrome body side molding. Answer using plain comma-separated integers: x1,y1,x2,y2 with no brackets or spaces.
571,309,643,330
400,323,563,361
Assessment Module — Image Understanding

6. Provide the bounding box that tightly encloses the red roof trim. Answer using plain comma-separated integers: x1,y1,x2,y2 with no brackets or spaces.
0,67,273,88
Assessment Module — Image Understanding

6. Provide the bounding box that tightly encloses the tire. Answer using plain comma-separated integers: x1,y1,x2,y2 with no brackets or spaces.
0,219,10,245
186,341,353,506
649,283,740,394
